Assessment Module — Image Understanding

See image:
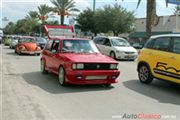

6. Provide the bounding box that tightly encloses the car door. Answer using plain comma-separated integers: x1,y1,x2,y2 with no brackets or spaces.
102,38,112,56
43,40,53,70
149,37,180,81
49,40,61,74
94,37,105,54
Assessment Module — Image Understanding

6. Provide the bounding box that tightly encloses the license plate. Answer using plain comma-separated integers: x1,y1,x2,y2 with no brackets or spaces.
86,76,107,80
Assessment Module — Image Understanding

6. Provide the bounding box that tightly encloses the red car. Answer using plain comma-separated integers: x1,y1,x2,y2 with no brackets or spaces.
15,36,41,55
41,25,120,86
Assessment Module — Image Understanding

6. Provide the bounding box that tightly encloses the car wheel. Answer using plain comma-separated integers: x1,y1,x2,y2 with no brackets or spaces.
41,60,48,74
58,66,66,86
110,51,116,59
37,53,40,56
138,65,153,84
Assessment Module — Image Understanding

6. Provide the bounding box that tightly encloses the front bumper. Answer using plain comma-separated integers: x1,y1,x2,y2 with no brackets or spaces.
65,70,120,85
116,53,138,60
21,50,41,54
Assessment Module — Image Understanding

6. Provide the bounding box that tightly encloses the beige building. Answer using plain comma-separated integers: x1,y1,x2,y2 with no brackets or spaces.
129,15,180,41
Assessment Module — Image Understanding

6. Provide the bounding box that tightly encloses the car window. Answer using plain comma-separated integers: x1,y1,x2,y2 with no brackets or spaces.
45,40,53,51
62,39,100,53
19,38,35,43
51,40,60,53
152,37,171,52
172,37,180,54
144,39,155,49
111,38,130,47
103,38,111,46
94,37,104,45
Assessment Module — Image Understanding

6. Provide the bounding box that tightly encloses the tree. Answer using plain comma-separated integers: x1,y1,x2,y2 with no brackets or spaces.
50,0,79,25
37,4,52,24
77,4,135,36
76,8,99,35
97,4,135,36
174,5,180,15
123,0,168,38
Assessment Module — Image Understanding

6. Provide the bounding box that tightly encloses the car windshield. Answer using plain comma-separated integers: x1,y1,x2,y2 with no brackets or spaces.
20,38,35,43
36,37,47,43
62,40,100,53
111,38,130,47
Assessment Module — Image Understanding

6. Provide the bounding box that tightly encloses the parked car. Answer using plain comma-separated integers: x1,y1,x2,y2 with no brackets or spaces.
9,36,20,49
4,36,11,46
132,43,143,49
41,25,120,86
137,34,180,84
35,37,47,49
15,36,41,55
94,36,138,60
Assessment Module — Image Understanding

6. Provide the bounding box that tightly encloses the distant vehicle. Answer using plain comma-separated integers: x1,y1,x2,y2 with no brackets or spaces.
0,30,3,37
4,36,11,46
35,37,47,49
132,43,143,49
94,36,138,60
15,36,41,55
41,25,120,86
9,36,20,49
137,34,180,84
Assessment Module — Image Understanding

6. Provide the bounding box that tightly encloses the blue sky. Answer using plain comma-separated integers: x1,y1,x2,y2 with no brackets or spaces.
0,0,178,28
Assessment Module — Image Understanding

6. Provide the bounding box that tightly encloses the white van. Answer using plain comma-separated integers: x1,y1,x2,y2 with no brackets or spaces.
94,36,138,60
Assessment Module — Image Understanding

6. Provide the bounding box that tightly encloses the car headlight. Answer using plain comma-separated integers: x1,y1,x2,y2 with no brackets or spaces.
37,46,41,50
72,63,84,70
19,46,26,51
110,64,118,70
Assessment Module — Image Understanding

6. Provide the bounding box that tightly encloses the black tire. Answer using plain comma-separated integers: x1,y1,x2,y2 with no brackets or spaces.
40,60,48,74
58,66,66,86
37,53,40,56
138,64,153,84
110,51,116,59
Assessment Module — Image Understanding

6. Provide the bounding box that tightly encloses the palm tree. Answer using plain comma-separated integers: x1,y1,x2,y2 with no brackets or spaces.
128,0,168,38
37,4,52,24
50,0,79,25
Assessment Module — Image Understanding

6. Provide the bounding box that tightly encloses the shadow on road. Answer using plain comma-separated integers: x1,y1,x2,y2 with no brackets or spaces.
22,71,114,94
123,80,180,105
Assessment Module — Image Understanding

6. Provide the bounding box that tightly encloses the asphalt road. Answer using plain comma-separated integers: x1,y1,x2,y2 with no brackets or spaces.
1,45,180,120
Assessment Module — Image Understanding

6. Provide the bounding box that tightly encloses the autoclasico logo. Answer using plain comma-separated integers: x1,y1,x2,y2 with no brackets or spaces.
112,113,176,119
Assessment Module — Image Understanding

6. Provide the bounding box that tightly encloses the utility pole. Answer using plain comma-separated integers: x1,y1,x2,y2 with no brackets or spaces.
93,0,96,11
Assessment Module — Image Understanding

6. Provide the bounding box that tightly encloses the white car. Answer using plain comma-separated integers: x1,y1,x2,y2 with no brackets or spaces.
94,36,138,60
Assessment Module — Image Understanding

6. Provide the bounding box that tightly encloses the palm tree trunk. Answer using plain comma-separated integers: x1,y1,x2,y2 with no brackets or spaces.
146,0,155,38
61,15,64,25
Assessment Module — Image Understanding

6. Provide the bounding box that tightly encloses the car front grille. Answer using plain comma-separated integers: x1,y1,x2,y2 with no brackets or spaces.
124,52,135,54
84,63,111,70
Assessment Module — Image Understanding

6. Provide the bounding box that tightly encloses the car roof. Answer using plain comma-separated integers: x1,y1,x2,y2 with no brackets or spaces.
50,37,91,41
150,34,180,39
94,36,126,40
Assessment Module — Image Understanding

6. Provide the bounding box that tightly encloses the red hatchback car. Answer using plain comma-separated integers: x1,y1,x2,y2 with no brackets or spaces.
41,25,120,86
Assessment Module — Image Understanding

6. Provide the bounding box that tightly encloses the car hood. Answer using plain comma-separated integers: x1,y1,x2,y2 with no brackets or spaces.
114,46,137,52
62,53,118,63
21,42,37,51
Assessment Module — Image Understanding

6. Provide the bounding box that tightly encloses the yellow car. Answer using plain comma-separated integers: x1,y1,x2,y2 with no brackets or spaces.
137,34,180,84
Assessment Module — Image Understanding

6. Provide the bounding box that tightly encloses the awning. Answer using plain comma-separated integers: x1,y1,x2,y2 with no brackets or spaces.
129,32,171,38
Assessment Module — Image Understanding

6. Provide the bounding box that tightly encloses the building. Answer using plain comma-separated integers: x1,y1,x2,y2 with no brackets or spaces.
129,15,180,44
